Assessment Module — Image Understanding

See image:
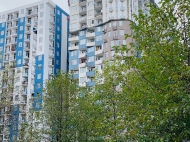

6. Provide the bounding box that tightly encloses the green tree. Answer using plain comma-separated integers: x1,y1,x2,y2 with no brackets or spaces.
41,72,79,142
114,0,190,141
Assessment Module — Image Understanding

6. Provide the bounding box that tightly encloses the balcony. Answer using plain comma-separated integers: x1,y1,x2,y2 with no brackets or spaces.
95,59,103,64
79,16,87,23
79,52,86,58
23,62,29,68
87,81,95,87
12,31,17,36
25,28,31,34
95,12,102,19
49,26,55,33
73,74,79,79
26,10,38,17
120,6,125,11
10,47,16,52
69,35,79,42
109,7,114,12
22,81,28,86
79,8,87,15
68,45,79,50
50,10,55,16
49,35,54,41
95,3,102,9
109,0,113,2
50,19,54,24
26,21,31,26
49,52,54,58
86,71,95,77
24,45,30,51
95,48,103,55
12,23,18,29
79,0,86,6
79,62,86,67
86,32,95,38
24,55,29,60
113,35,118,40
24,37,30,42
86,41,95,47
49,61,54,67
81,25,87,29
10,40,17,45
7,25,12,29
34,18,38,23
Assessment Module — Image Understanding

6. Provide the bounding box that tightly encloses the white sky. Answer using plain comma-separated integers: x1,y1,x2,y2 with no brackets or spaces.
0,0,160,14
0,0,70,14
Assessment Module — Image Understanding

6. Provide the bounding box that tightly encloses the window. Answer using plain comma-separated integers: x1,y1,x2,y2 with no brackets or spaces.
80,77,86,83
96,35,102,41
39,37,43,43
119,21,124,26
96,26,102,32
105,52,108,58
71,0,77,4
88,56,94,62
38,55,42,61
116,40,121,46
57,51,59,56
111,50,115,56
37,74,41,79
1,31,4,35
21,9,24,14
71,6,77,12
39,29,43,34
57,26,60,31
88,1,93,7
18,51,22,56
19,34,23,39
19,42,22,47
88,19,94,25
105,43,108,48
0,39,3,43
88,10,94,16
2,15,5,20
111,41,114,47
40,20,43,26
57,10,60,15
37,83,41,88
57,34,60,39
120,30,124,35
80,67,86,73
0,46,3,52
71,50,77,56
40,12,44,17
17,59,21,65
40,4,44,9
71,23,78,30
20,26,23,31
57,42,60,48
123,40,126,45
87,47,94,53
71,59,77,65
71,15,78,21
79,31,85,36
56,60,59,65
38,46,42,51
38,64,42,70
109,23,111,27
108,31,111,37
20,18,24,23
80,39,86,45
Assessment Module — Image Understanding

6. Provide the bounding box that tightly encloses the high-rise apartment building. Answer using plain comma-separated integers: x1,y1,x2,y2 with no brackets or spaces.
0,0,69,141
68,0,155,87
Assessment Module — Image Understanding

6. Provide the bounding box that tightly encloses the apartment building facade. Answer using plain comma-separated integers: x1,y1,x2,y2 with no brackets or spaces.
68,0,154,87
0,0,69,141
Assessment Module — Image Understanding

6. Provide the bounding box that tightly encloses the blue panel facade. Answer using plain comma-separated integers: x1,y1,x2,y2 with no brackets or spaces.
16,17,25,67
34,55,44,110
10,105,19,142
55,5,69,73
95,26,103,46
0,22,6,69
69,50,79,70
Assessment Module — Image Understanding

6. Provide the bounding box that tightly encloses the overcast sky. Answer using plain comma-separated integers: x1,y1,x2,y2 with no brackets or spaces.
0,0,160,14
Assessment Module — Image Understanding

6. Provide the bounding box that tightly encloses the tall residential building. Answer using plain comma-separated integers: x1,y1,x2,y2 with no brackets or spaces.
0,0,69,141
68,0,155,87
